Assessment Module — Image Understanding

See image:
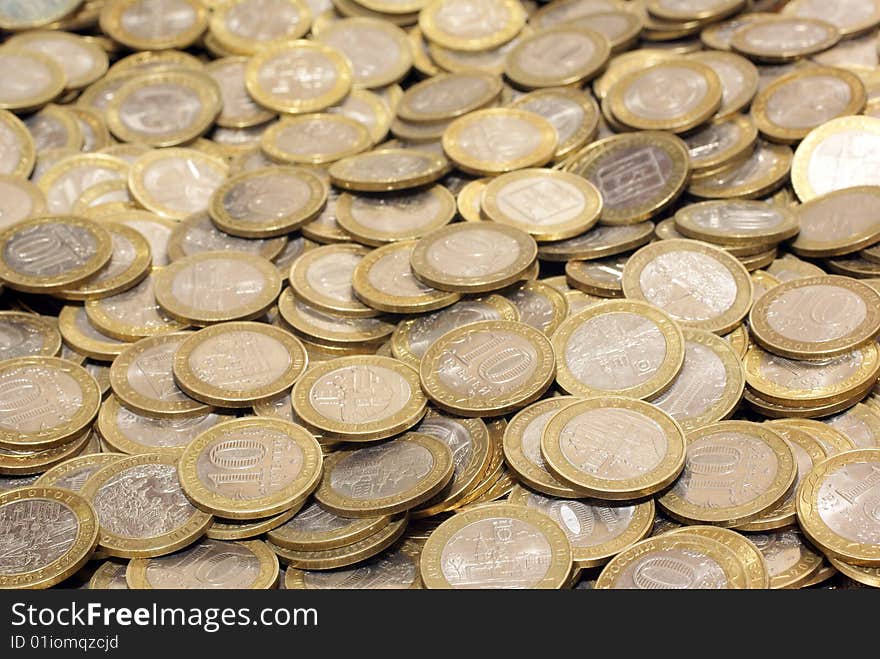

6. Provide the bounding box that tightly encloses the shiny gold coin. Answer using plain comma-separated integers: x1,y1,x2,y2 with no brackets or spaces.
419,0,526,51
328,147,450,191
542,396,686,499
277,287,395,345
658,420,797,527
153,251,282,325
109,332,212,418
607,59,722,133
410,222,537,293
260,115,370,166
127,537,278,589
673,200,799,247
209,0,311,55
0,1,83,31
689,140,792,199
510,87,600,160
292,355,427,440
504,26,610,89
315,432,453,517
565,131,690,224
419,320,556,417
0,486,99,590
420,502,571,588
685,50,758,121
782,418,857,456
336,185,456,246
442,108,557,175
100,0,207,50
0,310,61,361
81,452,213,559
24,104,82,153
766,254,827,281
683,114,758,173
749,275,880,359
289,243,377,317
172,322,308,407
245,40,352,114
0,356,100,450
664,525,769,589
87,560,129,590
0,50,65,113
647,0,745,21
58,306,128,361
284,539,423,589
179,417,322,520
743,387,867,420
268,499,391,551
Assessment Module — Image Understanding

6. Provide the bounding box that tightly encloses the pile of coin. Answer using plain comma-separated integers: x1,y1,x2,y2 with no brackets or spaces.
2,0,880,591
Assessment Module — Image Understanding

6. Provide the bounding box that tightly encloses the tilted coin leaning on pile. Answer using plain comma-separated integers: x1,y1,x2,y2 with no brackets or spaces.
3,0,880,591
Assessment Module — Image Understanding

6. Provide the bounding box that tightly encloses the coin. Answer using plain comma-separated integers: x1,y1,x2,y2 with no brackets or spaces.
336,185,455,246
204,57,276,128
0,111,36,178
419,320,555,417
0,427,93,476
284,539,423,589
328,89,392,144
684,115,758,173
332,148,450,192
419,0,526,51
766,254,827,281
25,104,82,153
111,211,174,268
537,223,654,263
564,254,627,298
0,311,61,361
81,452,213,558
730,16,840,62
751,67,866,143
689,140,792,199
783,0,880,37
35,453,124,491
315,17,412,88
658,420,797,527
57,306,128,361
541,396,686,499
747,529,825,588
38,153,129,215
664,525,769,589
85,274,189,341
109,332,212,418
510,87,600,160
153,251,282,325
673,200,799,247
442,108,557,175
480,169,602,242
420,502,571,589
288,243,377,317
825,404,880,449
0,0,83,30
791,116,880,202
565,131,690,224
749,275,880,359
410,222,537,293
292,355,427,440
100,0,207,50
260,115,371,166
503,281,568,336
88,560,129,590
504,26,610,89
0,486,99,590
166,213,284,263
396,71,502,123
0,50,65,113
209,0,311,55
783,418,856,455
268,499,391,551
8,30,108,91
172,322,308,407
829,557,880,587
277,288,395,345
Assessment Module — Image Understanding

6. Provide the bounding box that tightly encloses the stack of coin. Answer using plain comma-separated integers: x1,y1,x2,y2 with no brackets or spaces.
4,0,880,592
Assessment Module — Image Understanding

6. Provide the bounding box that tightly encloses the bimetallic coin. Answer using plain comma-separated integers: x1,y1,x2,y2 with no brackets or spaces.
420,502,572,589
315,433,453,516
179,417,321,520
291,355,427,440
205,57,276,128
81,452,213,558
783,418,856,456
315,17,412,89
167,212,285,263
730,16,840,62
825,404,880,449
289,243,376,317
747,529,824,588
57,306,128,361
284,540,422,589
38,154,129,216
504,26,610,89
419,320,556,417
127,538,278,589
85,274,189,341
109,332,212,418
396,71,502,123
0,487,98,590
442,108,557,175
541,396,686,499
829,557,880,587
35,453,124,491
663,525,768,589
0,357,100,450
88,560,129,590
99,0,208,50
503,281,567,336
209,0,311,55
268,499,391,551
791,187,880,258
419,0,526,51
172,322,308,407
7,30,108,92
552,299,685,399
0,50,65,113
24,105,83,154
565,131,690,224
410,222,537,293
648,0,745,21
782,0,880,38
658,420,797,527
510,87,600,160
206,506,301,541
565,254,627,298
684,115,758,173
0,427,94,477
328,148,450,192
689,140,792,199
673,200,799,247
0,311,61,361
277,287,395,345
260,115,370,166
153,251,282,325
0,111,36,178
0,1,83,31
749,275,880,359
538,223,654,262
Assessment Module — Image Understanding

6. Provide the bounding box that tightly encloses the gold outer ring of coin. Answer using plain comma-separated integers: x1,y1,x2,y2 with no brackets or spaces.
396,71,502,123
595,533,750,589
314,432,454,517
647,0,746,22
410,222,538,293
291,355,427,440
504,280,568,335
328,148,451,192
8,30,109,91
153,251,282,325
538,223,655,261
172,321,308,407
80,452,214,559
34,453,125,489
126,538,279,589
510,87,600,160
686,115,758,173
781,419,856,455
420,502,572,589
622,238,753,334
751,67,866,143
0,487,99,590
260,114,371,166
685,50,758,120
784,0,880,37
100,0,208,50
283,539,424,589
109,332,215,418
245,40,352,114
0,427,94,476
748,275,880,359
564,131,690,225
541,395,687,499
57,306,128,361
673,200,799,246
552,298,686,399
418,0,527,52
0,1,82,31
27,104,83,152
564,256,626,297
0,216,112,293
289,243,377,317
267,503,392,551
179,417,323,520
87,560,128,590
0,310,61,358
268,513,409,570
0,356,101,450
442,108,558,175
351,240,460,314
85,276,192,342
0,50,66,113
206,504,304,541
665,525,769,589
729,17,841,62
419,320,556,417
481,169,603,241
607,60,722,133
503,26,611,89
797,448,880,566
743,388,869,419
210,0,312,55
508,484,656,568
335,185,456,246
315,17,413,88
276,287,395,345
204,57,277,128
658,420,797,527
0,111,36,177
828,557,880,587
166,212,287,262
